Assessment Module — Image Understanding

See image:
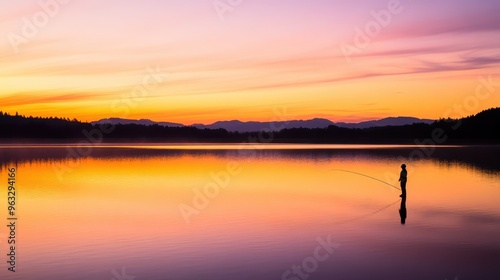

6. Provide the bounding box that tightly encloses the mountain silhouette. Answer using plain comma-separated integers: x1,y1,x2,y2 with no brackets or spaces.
335,117,434,129
93,116,434,132
1,108,498,143
192,118,335,132
92,118,183,127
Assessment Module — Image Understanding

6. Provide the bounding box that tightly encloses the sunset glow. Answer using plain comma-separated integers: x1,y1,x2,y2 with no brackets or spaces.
1,0,499,124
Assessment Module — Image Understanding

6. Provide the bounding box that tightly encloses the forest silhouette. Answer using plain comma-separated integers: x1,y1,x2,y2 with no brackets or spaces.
0,108,498,143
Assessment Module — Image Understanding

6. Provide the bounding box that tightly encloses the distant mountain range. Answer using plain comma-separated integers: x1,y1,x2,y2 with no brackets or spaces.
92,118,183,128
93,117,434,132
335,117,435,129
2,108,499,143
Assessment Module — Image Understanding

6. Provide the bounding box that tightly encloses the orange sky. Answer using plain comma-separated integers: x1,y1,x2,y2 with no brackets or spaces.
1,0,499,124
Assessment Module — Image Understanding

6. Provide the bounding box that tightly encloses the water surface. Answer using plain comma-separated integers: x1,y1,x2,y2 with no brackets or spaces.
0,145,499,280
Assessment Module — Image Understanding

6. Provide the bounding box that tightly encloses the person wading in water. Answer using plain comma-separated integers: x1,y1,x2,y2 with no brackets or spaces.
399,164,407,197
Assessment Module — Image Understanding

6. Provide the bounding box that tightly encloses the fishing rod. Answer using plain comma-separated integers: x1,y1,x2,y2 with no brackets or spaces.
326,169,401,191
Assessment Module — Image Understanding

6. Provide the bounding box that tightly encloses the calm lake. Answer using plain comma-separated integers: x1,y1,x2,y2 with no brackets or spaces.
0,144,499,280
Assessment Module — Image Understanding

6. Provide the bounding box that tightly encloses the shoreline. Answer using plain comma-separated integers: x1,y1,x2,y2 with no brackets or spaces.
0,139,499,146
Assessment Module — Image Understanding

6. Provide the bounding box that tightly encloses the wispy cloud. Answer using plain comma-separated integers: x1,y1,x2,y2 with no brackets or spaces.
1,0,499,122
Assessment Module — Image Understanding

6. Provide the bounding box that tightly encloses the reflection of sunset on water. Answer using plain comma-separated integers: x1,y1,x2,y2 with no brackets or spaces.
2,145,498,279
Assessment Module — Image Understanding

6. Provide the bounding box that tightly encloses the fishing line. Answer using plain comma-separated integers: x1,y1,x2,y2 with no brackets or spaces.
332,199,401,226
322,169,402,225
326,169,401,191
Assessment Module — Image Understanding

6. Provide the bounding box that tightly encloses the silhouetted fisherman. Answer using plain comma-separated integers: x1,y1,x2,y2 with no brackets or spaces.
399,164,407,197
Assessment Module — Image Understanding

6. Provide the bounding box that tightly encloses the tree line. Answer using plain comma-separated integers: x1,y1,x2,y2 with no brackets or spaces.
0,108,498,143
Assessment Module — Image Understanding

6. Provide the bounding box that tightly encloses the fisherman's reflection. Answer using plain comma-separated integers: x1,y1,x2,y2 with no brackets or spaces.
399,195,407,225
